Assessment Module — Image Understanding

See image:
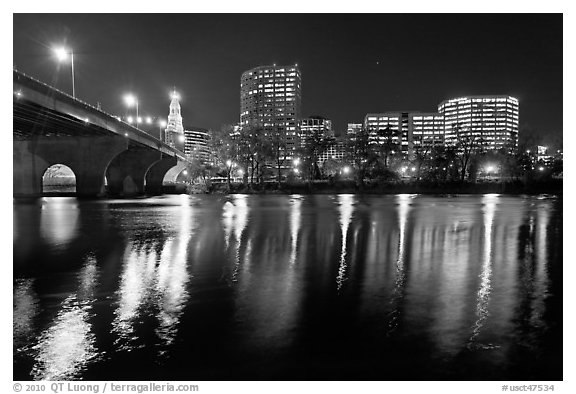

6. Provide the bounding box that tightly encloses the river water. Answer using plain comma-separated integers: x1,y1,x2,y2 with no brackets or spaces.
13,194,562,381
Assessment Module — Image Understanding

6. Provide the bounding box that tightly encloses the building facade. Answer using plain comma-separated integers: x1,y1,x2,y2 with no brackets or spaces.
438,95,519,151
409,112,445,151
300,116,333,145
184,127,211,164
240,64,302,156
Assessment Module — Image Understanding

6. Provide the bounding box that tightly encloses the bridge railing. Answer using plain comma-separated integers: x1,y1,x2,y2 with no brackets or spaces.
13,69,188,162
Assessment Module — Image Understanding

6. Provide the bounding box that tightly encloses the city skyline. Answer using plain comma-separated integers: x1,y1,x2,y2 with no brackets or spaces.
12,13,562,148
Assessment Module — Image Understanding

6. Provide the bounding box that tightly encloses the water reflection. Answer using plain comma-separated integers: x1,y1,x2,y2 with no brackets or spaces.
289,195,302,266
222,195,250,282
30,254,100,380
155,196,193,351
386,194,412,335
112,195,194,354
13,279,40,350
337,194,355,291
40,197,79,247
468,194,498,350
13,194,562,380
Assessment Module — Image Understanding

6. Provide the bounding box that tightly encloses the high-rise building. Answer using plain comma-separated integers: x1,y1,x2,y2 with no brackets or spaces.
409,112,445,151
364,112,405,152
300,115,333,146
165,90,185,149
438,95,519,151
184,127,211,164
240,64,302,156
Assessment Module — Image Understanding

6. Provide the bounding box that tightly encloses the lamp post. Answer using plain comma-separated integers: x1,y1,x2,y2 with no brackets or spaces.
124,94,139,129
158,119,167,142
54,47,75,98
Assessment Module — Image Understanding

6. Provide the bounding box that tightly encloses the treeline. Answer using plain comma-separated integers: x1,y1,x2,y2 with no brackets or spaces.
184,125,563,192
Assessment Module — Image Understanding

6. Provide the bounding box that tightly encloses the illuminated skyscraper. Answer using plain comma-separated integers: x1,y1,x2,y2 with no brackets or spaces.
165,90,184,149
438,95,519,151
240,64,302,156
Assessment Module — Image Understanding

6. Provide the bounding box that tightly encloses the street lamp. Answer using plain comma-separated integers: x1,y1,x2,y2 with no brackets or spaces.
124,94,139,129
158,119,167,141
54,47,75,98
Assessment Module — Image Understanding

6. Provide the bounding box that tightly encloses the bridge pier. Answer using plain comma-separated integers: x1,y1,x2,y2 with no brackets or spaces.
145,155,178,195
106,148,164,196
13,136,128,197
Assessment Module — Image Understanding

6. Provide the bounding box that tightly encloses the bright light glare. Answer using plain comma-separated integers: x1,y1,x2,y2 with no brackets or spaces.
159,120,167,127
124,94,137,107
343,166,350,174
137,117,142,123
486,166,494,172
146,117,152,124
293,158,300,166
179,135,185,142
182,170,188,175
226,160,232,167
54,47,69,61
539,167,545,171
411,167,416,172
127,116,133,123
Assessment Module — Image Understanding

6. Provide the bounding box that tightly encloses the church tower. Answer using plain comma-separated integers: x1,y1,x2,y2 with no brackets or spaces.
165,90,184,148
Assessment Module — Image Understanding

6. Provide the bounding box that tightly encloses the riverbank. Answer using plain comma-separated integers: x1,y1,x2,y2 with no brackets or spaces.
192,178,563,196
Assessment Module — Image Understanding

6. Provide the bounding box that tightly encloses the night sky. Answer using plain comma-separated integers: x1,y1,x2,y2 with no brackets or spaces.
13,13,563,146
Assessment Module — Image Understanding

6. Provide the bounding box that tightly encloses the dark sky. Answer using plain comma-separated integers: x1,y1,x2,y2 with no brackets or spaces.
13,13,563,145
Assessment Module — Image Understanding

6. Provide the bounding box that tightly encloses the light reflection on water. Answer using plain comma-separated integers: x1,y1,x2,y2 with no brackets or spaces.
13,194,562,380
30,255,100,380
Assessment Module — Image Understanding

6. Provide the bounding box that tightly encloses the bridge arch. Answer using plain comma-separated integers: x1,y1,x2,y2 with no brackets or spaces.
42,164,76,194
163,162,188,184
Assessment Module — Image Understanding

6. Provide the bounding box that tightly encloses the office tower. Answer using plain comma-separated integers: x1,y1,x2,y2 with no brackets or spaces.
438,95,519,151
240,64,302,156
184,127,211,164
409,113,445,151
300,115,333,146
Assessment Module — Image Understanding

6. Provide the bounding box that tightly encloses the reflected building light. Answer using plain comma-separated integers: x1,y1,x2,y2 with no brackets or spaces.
40,197,79,248
289,195,302,265
468,194,498,350
531,203,551,328
155,197,192,351
385,194,412,335
222,195,250,282
13,279,40,348
336,194,355,291
112,244,156,349
31,255,100,380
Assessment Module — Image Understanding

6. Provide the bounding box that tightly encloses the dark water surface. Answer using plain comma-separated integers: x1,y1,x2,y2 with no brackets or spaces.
13,194,562,381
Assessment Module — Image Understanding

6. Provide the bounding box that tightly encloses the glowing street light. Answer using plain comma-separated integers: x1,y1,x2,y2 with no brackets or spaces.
124,94,139,129
343,166,350,174
486,166,495,173
146,116,152,124
539,166,545,171
293,158,301,166
53,47,75,98
226,160,232,167
158,119,167,141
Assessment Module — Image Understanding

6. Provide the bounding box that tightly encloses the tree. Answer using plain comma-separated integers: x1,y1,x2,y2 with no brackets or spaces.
267,129,289,188
345,127,376,189
210,125,237,189
453,124,485,181
373,126,399,168
299,130,333,184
